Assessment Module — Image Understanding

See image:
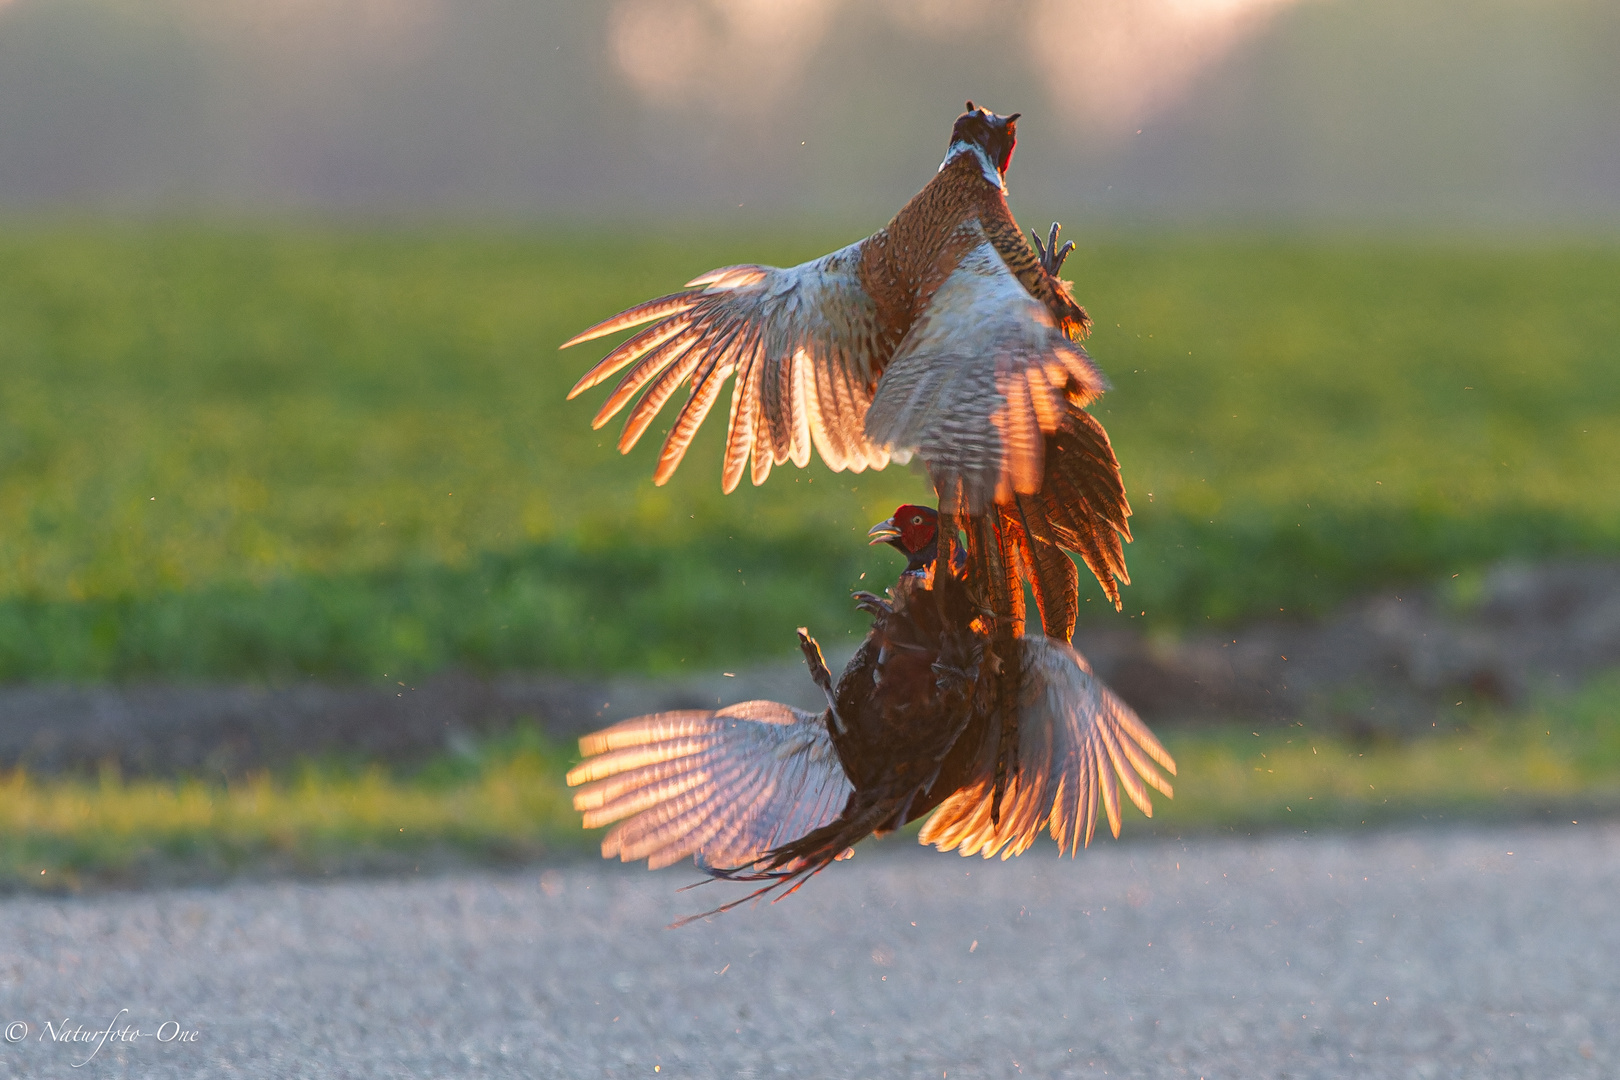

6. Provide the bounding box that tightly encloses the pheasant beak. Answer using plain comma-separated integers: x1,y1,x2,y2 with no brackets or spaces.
867,518,901,546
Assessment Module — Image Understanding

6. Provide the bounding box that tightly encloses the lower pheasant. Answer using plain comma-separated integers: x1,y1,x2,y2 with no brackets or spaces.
565,506,1175,923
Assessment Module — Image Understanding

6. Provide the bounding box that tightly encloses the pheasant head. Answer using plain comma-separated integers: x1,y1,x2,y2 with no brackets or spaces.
941,101,1020,187
868,504,940,574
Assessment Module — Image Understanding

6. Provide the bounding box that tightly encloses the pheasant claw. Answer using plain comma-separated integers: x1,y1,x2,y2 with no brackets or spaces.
851,590,894,616
1032,222,1076,277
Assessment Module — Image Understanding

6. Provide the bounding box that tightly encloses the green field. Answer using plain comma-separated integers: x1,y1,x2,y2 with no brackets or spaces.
1,225,1617,682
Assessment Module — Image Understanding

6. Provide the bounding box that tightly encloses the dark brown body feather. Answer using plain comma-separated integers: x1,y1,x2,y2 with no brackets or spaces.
764,570,999,873
567,554,1176,925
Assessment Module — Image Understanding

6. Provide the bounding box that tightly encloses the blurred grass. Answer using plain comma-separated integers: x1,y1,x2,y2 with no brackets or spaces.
6,673,1619,891
0,726,578,891
1153,669,1620,832
1,225,1617,680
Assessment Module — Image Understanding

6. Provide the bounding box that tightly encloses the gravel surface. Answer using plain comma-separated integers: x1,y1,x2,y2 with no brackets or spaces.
1,823,1615,1079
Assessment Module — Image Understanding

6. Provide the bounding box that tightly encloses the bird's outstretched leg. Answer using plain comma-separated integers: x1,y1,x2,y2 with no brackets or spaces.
796,627,844,731
1031,222,1076,277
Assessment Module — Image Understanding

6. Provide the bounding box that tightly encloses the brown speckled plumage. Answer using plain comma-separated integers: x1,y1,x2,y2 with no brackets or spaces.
563,104,1131,635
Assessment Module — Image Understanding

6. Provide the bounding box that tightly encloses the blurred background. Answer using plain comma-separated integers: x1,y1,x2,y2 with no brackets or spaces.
0,0,1617,883
1,0,1617,223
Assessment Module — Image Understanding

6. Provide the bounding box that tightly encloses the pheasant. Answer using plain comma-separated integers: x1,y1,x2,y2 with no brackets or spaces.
564,506,1174,923
563,103,1132,646
867,501,967,577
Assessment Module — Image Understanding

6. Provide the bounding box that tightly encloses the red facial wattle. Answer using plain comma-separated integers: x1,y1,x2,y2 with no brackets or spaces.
996,137,1016,175
892,504,937,554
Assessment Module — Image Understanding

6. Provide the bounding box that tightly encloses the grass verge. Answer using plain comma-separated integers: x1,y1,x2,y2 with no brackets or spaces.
0,727,579,893
1153,669,1620,834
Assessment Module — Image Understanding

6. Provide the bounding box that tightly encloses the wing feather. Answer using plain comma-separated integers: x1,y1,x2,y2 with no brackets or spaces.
803,350,849,471
572,315,698,402
653,366,729,485
724,342,767,492
697,765,786,868
919,637,1175,858
614,338,717,454
812,343,886,473
610,780,724,864
1079,739,1101,851
566,700,853,873
750,370,775,487
624,320,754,456
577,710,717,755
1095,715,1153,820
578,763,711,829
720,349,759,494
760,319,795,461
1091,710,1124,839
567,736,709,784
685,265,770,289
787,349,813,468
589,319,710,429
563,293,705,353
564,243,886,490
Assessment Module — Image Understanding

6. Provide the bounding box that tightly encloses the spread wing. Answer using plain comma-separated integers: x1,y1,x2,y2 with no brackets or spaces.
918,637,1175,859
565,700,854,872
863,230,1110,515
562,242,891,492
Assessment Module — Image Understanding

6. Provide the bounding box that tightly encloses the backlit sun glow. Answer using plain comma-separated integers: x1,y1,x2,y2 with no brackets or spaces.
609,0,1305,128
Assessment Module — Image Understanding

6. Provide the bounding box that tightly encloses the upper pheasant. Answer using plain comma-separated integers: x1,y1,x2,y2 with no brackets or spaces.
563,103,1132,642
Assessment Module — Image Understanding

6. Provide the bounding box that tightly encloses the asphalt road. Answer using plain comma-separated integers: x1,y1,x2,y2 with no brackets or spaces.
0,823,1615,1079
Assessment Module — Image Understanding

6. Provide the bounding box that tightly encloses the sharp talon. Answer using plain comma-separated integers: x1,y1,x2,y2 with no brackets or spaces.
852,590,893,616
1036,222,1074,277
